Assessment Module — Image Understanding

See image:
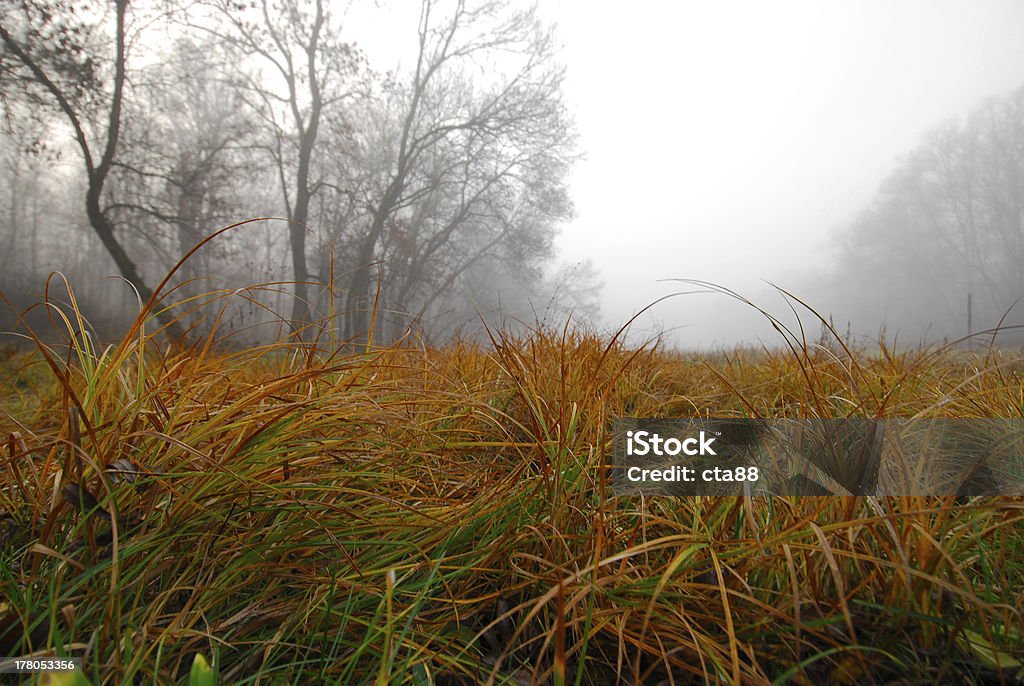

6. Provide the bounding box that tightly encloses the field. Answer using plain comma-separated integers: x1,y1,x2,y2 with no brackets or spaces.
1,294,1023,685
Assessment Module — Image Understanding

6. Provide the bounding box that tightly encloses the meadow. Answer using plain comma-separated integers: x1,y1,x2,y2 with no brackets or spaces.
1,286,1022,684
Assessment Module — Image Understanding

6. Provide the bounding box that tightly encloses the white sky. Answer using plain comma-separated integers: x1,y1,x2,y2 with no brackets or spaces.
354,1,1024,347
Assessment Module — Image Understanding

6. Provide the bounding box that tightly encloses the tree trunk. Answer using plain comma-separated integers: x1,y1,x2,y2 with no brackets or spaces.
1,0,186,342
85,179,185,339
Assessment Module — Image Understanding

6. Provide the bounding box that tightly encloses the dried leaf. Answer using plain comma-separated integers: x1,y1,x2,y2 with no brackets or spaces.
107,458,141,483
62,482,111,521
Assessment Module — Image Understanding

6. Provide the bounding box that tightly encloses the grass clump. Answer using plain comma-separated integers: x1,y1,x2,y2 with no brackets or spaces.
0,284,1022,684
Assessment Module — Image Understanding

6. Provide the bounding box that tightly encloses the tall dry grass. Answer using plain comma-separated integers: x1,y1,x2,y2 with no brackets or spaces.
0,278,1022,684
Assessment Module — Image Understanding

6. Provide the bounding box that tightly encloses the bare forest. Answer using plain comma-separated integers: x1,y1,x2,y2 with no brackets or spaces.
0,0,596,346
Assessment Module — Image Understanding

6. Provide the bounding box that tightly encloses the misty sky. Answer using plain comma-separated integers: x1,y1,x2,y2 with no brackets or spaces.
359,1,1024,347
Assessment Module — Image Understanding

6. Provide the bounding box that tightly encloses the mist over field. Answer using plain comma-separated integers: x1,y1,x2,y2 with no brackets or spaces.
5,5,1024,683
3,1,1024,348
544,1,1024,349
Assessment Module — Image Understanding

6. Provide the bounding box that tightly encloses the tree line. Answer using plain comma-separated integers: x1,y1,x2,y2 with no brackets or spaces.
822,85,1024,344
0,0,598,344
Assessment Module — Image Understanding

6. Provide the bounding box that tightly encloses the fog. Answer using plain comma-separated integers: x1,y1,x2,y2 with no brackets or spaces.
542,1,1024,347
4,1,1024,349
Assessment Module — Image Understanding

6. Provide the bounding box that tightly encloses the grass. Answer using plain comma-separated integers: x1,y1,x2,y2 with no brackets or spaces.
1,279,1022,685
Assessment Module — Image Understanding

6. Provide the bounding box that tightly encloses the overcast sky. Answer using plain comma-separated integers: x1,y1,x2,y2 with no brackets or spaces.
359,1,1024,347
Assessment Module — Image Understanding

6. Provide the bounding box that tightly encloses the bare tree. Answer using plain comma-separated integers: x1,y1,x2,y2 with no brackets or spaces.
832,84,1024,339
111,38,254,295
0,111,49,282
0,0,184,336
341,0,576,344
181,0,366,330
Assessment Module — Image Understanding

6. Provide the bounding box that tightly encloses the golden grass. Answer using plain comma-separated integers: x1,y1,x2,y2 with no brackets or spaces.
1,284,1022,684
